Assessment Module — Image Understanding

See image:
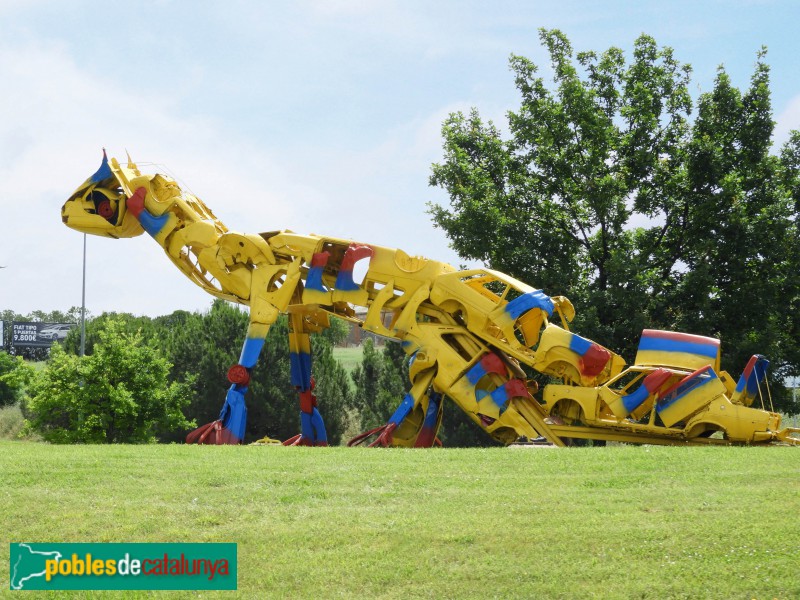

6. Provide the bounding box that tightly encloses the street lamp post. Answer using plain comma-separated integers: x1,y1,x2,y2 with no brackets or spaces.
80,233,86,357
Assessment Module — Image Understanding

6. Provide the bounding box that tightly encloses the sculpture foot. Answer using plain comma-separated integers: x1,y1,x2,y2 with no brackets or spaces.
186,384,248,445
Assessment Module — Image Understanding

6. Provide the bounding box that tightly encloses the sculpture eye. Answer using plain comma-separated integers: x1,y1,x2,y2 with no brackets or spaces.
97,199,116,219
88,190,118,222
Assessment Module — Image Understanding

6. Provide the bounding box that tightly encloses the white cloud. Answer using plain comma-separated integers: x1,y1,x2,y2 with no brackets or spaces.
2,1,798,321
0,40,302,316
0,37,468,318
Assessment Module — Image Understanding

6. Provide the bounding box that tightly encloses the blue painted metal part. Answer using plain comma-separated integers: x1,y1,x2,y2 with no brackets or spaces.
300,407,328,443
466,361,488,385
90,151,113,183
334,269,361,291
621,385,649,413
290,351,313,390
489,385,510,412
306,266,327,292
568,333,593,356
388,392,415,426
735,355,769,395
311,407,327,443
421,392,442,429
239,337,266,368
218,383,248,442
639,335,720,360
415,391,442,446
504,290,554,320
137,208,171,237
300,411,314,440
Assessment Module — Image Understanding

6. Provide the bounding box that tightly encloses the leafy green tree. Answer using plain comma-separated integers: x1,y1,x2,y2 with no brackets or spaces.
439,401,501,447
307,338,353,445
0,352,33,406
662,58,799,398
429,29,800,411
62,312,154,356
318,315,350,347
155,302,247,440
7,302,355,442
351,339,408,430
23,319,193,443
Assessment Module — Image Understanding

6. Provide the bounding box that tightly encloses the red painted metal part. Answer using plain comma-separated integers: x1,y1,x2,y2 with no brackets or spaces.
227,364,250,385
347,423,397,447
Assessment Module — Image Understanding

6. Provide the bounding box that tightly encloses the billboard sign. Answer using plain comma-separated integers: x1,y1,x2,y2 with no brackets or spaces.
12,322,76,348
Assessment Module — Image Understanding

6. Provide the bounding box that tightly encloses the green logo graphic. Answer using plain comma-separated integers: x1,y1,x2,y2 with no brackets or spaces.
9,543,237,591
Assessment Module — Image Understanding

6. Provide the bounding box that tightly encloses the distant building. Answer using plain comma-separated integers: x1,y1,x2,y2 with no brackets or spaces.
340,308,392,347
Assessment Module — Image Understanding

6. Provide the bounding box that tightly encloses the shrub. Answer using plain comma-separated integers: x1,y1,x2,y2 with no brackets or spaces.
23,319,193,443
0,352,33,406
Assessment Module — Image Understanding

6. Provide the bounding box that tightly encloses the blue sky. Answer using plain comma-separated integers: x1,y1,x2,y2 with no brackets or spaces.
1,0,799,317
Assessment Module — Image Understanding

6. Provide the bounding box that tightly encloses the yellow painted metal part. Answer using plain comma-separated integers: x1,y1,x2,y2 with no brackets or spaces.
61,152,799,447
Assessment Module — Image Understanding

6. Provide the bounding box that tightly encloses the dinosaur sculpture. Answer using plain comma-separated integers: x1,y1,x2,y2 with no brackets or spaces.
61,152,799,447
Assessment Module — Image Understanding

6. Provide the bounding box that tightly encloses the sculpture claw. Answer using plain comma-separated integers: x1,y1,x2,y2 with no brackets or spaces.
347,423,397,447
186,420,241,445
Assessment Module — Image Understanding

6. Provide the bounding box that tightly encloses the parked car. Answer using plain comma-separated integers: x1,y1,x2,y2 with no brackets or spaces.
541,330,784,444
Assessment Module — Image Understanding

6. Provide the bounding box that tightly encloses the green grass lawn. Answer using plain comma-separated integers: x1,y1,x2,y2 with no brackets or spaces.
2,442,798,599
332,345,364,375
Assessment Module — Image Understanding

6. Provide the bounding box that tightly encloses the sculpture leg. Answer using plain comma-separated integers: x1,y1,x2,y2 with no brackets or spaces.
296,394,328,447
186,320,270,445
284,313,328,446
348,368,437,447
413,391,444,448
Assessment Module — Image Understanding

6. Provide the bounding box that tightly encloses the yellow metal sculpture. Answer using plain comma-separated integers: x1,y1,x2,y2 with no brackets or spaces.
62,152,800,447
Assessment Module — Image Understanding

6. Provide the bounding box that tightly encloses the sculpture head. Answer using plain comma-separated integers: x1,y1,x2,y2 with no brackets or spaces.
61,150,145,238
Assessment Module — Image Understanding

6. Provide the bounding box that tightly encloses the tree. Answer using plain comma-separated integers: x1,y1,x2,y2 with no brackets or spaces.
439,401,501,447
62,311,153,356
154,302,250,441
23,318,193,443
0,352,33,406
670,57,799,393
429,29,800,411
351,339,408,430
308,337,354,445
36,301,355,443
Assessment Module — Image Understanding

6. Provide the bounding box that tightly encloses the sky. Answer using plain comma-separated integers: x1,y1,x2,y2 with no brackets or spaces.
1,0,799,318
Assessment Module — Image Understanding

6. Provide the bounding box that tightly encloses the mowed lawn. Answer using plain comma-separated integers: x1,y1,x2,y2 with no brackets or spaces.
1,441,798,599
332,345,365,375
